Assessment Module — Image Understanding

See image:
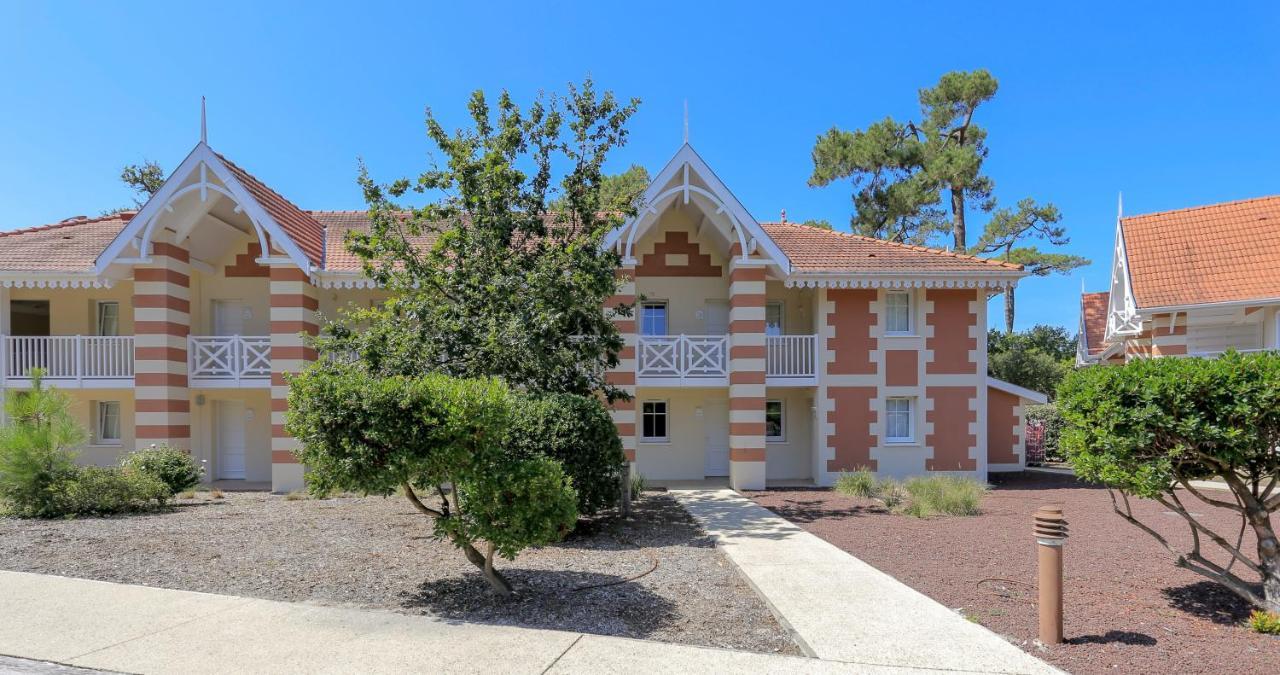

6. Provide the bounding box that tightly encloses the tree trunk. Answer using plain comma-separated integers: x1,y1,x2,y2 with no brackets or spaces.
1248,506,1280,612
619,462,632,518
951,188,966,251
1004,286,1015,334
457,534,513,596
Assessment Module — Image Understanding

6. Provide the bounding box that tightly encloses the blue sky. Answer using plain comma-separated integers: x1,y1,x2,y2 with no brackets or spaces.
3,1,1278,331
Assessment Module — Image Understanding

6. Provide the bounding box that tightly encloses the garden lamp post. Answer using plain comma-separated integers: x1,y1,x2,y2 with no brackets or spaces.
1034,505,1068,644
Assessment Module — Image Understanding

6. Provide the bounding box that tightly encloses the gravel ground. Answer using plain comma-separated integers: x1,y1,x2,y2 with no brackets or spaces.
0,492,798,655
748,472,1277,674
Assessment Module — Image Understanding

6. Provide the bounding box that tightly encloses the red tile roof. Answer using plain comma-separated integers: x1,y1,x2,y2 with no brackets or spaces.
0,213,132,272
759,221,1022,273
1080,291,1109,355
215,152,326,267
1122,195,1280,307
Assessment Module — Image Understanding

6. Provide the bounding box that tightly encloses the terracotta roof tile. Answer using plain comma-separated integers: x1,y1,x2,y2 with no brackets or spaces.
1122,195,1280,307
309,210,435,272
1080,291,1109,355
759,221,1022,274
0,213,132,272
215,152,326,267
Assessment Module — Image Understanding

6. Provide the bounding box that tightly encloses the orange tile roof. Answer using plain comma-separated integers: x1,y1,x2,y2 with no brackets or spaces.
215,151,326,267
759,221,1022,273
0,213,131,272
1080,291,1109,355
1122,195,1280,307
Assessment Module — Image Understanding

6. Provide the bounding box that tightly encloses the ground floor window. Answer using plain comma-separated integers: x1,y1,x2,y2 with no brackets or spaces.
94,401,121,445
885,397,914,443
641,400,668,442
765,400,785,441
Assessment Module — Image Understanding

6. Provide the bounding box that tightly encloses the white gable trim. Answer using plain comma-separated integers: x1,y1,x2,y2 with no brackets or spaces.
1105,215,1141,340
94,143,313,274
987,377,1048,404
604,144,791,273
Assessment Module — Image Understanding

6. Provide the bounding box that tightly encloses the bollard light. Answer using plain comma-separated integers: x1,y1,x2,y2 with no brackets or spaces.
1033,505,1068,644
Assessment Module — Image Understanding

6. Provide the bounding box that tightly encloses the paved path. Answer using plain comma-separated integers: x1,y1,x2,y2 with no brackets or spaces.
1026,465,1232,492
0,570,984,674
670,489,1061,675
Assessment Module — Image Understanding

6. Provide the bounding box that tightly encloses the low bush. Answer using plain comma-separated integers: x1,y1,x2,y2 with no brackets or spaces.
834,468,877,498
61,466,170,515
903,476,988,517
506,392,625,516
1025,404,1064,462
875,479,908,509
1248,609,1280,635
121,444,203,495
629,473,647,500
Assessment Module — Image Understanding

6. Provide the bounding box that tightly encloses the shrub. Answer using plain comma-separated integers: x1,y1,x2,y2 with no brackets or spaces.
61,466,169,515
121,444,203,495
505,393,625,516
629,473,647,500
835,468,877,498
1249,610,1280,635
1025,404,1064,462
875,479,908,509
0,371,86,517
904,476,988,517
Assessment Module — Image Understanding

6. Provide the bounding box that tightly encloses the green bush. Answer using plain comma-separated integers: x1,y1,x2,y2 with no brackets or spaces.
0,371,87,517
505,392,625,516
62,466,169,515
1025,403,1064,462
1249,610,1280,635
903,476,988,517
834,468,877,498
875,479,908,509
629,473,647,500
121,444,203,495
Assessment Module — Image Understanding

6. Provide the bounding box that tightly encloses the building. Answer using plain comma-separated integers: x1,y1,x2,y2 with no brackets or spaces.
0,135,1043,492
1080,196,1280,365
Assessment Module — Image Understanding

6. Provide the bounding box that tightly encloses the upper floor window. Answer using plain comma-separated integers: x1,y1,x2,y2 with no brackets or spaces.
885,397,914,443
765,302,784,336
885,291,912,335
95,302,120,336
641,302,668,336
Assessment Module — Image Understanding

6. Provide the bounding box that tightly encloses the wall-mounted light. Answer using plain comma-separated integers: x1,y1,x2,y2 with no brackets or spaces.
195,394,206,406
695,407,704,418
244,408,255,422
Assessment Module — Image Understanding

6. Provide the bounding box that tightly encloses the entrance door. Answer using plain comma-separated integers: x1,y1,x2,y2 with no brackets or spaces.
704,300,729,335
216,400,247,479
213,300,245,336
704,398,730,477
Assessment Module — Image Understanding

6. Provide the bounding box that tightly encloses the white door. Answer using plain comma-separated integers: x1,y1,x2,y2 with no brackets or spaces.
704,398,730,477
216,400,247,480
213,300,245,336
704,300,729,335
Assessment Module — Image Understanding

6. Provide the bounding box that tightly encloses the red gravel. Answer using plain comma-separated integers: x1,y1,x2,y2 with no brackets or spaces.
748,472,1278,675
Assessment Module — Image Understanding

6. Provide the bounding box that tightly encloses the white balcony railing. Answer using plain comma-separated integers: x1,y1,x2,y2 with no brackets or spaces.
637,335,728,379
2,335,135,383
188,335,272,384
766,335,818,378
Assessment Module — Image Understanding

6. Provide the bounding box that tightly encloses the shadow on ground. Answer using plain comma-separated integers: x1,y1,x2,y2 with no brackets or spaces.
1068,630,1157,646
1162,580,1258,625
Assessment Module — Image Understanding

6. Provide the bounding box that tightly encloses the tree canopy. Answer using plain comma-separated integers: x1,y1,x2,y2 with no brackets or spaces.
103,160,165,215
987,325,1075,398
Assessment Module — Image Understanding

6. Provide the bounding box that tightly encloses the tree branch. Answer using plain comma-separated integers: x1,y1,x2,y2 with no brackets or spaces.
401,482,445,519
1158,492,1261,574
1176,476,1246,512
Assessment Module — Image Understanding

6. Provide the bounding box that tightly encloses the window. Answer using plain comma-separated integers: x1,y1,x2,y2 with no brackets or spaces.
641,401,668,442
95,401,121,444
95,302,120,336
885,397,914,443
765,302,784,336
641,302,669,336
765,400,785,441
885,291,912,334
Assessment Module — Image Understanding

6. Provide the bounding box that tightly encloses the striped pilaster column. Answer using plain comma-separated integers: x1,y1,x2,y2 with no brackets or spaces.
269,266,318,492
728,255,767,490
133,242,191,450
607,265,638,474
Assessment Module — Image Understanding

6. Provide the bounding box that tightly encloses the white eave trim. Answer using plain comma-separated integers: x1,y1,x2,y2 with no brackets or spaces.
0,273,115,289
782,272,1022,289
1135,296,1280,314
987,377,1048,404
314,272,378,289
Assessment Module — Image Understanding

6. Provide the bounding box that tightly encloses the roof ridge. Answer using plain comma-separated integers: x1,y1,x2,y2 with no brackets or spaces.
759,220,1022,270
1122,194,1280,222
0,212,130,239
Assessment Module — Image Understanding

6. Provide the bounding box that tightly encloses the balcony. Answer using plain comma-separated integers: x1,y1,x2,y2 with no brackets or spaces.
2,336,135,388
188,335,272,388
635,334,817,386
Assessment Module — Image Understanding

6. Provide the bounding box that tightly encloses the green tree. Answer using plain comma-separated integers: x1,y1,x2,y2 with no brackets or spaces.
286,368,578,595
332,79,638,402
104,160,165,215
917,70,998,250
1058,351,1280,613
971,199,1090,333
0,371,86,517
799,218,833,230
987,326,1073,398
599,164,650,212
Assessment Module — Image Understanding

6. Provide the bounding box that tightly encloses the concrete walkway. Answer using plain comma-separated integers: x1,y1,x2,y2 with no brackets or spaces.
670,489,1061,675
1026,465,1232,492
0,570,988,674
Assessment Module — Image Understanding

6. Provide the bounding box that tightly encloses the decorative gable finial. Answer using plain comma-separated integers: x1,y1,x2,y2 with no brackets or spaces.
200,96,207,144
683,99,689,144
780,208,787,223
1117,191,1123,220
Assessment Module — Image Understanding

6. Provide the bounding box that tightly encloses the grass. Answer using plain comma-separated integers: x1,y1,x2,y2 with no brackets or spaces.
902,476,988,517
629,474,648,500
284,491,306,501
1249,609,1280,635
834,468,877,498
177,489,197,500
874,479,909,510
209,488,225,500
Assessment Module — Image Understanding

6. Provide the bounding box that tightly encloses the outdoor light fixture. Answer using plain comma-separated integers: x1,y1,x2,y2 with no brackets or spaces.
1034,505,1068,644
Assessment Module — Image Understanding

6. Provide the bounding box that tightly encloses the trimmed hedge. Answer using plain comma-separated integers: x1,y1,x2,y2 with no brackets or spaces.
121,445,203,495
506,392,625,516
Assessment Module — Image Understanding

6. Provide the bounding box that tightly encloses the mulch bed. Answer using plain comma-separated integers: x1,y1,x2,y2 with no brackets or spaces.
747,472,1277,674
0,492,798,655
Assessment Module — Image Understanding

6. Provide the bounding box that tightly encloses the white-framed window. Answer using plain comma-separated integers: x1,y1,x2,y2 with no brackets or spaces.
885,397,914,443
885,291,912,335
765,400,785,441
96,301,120,336
641,400,669,442
94,401,122,445
641,302,669,336
765,302,785,336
